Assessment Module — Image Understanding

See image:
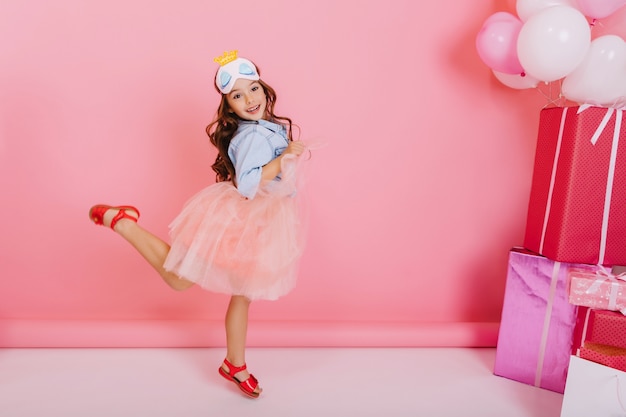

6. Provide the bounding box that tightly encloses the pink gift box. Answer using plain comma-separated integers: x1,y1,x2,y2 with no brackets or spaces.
568,267,626,312
523,106,626,265
494,248,585,393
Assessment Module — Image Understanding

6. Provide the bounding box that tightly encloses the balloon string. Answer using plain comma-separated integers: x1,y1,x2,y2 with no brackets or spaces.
537,79,566,109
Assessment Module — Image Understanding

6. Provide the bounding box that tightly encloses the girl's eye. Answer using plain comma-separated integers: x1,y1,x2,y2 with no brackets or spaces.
232,94,241,99
251,86,259,92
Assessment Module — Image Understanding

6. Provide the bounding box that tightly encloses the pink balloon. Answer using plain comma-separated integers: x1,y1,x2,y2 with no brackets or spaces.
476,13,525,74
576,0,626,19
484,11,520,25
591,3,626,39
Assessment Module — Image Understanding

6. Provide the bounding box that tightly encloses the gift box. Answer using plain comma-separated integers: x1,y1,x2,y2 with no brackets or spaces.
494,248,583,393
580,342,626,373
560,356,626,417
523,105,626,265
568,267,626,313
573,308,626,352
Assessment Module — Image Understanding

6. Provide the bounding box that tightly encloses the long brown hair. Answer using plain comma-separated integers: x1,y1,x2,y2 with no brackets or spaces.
206,70,294,183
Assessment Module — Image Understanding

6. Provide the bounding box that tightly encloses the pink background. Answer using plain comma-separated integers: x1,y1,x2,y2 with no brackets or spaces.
0,0,550,347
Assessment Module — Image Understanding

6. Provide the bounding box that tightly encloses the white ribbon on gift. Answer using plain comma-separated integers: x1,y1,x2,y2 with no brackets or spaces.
584,265,626,314
539,109,568,255
535,261,561,388
539,105,623,264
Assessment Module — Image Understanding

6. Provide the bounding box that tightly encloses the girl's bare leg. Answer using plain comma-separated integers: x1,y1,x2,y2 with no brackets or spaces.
99,208,194,291
222,295,262,395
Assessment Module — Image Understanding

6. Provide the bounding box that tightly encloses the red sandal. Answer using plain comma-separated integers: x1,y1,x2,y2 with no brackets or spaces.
218,359,261,398
89,205,140,230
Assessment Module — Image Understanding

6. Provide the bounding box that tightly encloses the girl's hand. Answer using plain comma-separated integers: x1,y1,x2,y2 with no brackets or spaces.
284,141,306,157
261,141,306,181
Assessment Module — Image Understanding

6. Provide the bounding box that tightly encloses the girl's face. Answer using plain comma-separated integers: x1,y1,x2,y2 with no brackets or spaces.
226,78,267,121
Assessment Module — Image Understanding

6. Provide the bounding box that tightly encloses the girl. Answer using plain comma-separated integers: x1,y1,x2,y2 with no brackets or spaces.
89,51,308,399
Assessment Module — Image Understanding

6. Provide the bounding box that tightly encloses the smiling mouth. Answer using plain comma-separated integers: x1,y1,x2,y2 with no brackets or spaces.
247,105,260,113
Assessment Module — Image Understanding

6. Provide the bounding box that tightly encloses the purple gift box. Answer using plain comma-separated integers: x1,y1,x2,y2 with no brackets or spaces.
494,248,590,393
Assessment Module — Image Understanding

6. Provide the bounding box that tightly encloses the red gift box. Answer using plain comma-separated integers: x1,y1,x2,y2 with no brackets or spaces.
572,307,626,353
579,342,626,373
523,105,626,265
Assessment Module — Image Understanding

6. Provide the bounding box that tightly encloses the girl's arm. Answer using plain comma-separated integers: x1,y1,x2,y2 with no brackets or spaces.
261,141,306,181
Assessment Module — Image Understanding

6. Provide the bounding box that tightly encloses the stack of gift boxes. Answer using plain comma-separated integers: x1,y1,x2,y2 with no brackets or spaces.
493,105,626,397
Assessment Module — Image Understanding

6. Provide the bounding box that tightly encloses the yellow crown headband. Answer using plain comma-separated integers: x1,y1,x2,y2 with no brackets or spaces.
213,50,259,94
214,50,238,66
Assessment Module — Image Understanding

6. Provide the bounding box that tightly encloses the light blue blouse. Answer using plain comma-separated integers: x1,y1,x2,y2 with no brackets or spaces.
228,119,289,199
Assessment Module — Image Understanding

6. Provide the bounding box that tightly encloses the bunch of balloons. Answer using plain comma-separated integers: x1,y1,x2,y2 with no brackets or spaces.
476,0,626,107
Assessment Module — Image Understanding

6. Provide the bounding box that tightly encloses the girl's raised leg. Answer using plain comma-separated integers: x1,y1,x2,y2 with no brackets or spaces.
91,206,194,291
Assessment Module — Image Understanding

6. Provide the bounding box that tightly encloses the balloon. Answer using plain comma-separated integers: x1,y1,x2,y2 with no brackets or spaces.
484,11,520,25
562,35,626,106
576,0,626,19
516,0,580,21
493,70,541,89
476,13,525,74
517,6,591,82
589,2,626,40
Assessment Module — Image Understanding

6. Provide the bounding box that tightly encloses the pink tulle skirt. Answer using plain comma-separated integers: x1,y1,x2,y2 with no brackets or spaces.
163,154,306,301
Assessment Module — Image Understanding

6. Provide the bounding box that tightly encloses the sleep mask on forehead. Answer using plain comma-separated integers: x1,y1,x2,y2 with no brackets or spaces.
214,50,260,94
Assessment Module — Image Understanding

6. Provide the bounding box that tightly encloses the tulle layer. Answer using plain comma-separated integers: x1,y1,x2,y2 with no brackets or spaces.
163,154,305,301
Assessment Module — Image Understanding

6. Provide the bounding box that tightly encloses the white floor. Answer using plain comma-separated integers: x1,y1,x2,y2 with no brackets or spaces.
0,347,563,417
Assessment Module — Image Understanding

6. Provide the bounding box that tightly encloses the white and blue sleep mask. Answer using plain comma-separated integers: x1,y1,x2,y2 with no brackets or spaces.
214,51,259,94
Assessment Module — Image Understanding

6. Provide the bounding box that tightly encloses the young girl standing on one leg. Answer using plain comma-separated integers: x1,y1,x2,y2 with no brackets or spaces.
89,50,309,398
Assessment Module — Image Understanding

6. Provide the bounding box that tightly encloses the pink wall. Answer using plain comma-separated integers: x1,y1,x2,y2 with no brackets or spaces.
0,0,548,347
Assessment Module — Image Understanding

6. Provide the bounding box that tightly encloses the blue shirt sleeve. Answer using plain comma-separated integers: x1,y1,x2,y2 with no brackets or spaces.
228,126,274,199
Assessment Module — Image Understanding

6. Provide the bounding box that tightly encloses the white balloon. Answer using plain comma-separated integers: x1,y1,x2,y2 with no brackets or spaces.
516,0,580,21
562,35,626,106
493,70,540,89
517,6,591,82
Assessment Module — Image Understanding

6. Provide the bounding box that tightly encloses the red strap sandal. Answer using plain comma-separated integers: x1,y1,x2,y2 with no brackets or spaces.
89,205,140,230
218,358,261,398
